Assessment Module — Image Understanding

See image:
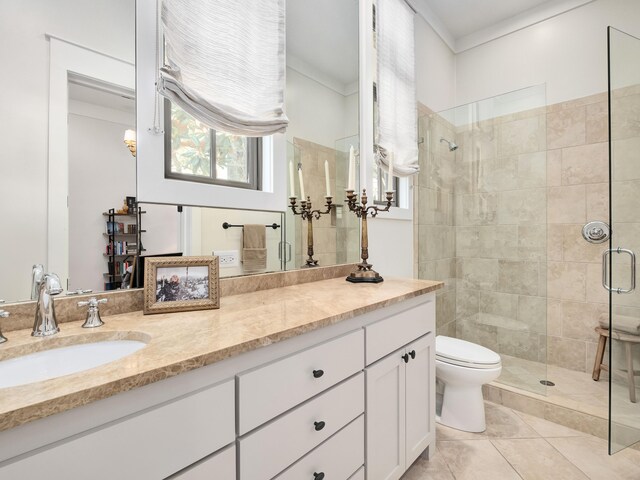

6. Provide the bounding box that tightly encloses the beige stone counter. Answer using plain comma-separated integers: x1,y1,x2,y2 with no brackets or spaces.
0,277,442,432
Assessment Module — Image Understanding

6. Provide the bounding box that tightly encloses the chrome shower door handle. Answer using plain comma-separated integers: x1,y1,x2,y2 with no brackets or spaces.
602,247,636,294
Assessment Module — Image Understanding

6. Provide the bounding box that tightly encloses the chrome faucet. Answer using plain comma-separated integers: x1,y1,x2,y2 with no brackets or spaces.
33,273,63,337
30,264,45,301
0,310,8,344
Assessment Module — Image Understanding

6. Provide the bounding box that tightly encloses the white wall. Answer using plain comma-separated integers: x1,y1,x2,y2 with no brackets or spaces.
455,0,640,106
415,16,456,112
286,68,359,148
0,0,134,301
68,108,135,292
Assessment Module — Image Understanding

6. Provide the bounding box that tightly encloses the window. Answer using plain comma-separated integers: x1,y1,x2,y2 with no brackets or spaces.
371,163,399,207
164,101,261,190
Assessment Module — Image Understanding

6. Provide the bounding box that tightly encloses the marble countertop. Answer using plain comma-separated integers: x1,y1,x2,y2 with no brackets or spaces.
0,277,442,432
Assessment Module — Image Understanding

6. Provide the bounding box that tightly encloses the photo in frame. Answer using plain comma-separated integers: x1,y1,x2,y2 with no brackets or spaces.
143,256,219,314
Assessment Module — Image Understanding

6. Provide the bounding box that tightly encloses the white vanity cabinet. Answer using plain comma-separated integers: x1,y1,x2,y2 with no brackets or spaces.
365,302,436,480
0,290,436,480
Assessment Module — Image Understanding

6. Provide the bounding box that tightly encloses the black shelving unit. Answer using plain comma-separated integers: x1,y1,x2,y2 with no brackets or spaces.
104,207,145,290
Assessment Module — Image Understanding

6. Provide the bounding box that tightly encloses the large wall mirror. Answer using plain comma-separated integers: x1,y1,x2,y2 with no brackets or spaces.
0,0,360,304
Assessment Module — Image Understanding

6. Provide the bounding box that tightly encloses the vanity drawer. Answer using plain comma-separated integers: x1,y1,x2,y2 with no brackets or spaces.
366,299,434,365
239,372,364,480
238,329,364,434
1,379,235,480
274,415,364,480
168,443,235,479
349,466,365,480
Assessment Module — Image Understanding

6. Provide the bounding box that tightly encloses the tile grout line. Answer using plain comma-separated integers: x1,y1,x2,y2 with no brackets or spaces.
541,436,593,480
434,444,459,480
487,438,526,480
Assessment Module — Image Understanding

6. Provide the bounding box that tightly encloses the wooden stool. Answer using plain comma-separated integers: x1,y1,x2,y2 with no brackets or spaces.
592,326,640,403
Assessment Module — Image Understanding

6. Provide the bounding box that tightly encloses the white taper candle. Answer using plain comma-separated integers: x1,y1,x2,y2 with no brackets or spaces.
348,145,355,190
289,161,296,197
324,160,331,197
298,165,306,200
388,152,394,190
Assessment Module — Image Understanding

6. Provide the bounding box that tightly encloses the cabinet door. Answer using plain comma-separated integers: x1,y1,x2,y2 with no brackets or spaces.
404,334,434,468
365,351,406,480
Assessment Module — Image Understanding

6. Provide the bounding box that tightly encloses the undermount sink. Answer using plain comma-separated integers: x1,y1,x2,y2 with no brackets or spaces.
0,339,147,389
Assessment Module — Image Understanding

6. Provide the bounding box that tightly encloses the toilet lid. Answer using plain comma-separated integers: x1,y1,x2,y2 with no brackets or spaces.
436,336,501,368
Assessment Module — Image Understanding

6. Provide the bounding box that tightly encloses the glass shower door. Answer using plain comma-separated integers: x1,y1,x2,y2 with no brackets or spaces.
608,26,640,454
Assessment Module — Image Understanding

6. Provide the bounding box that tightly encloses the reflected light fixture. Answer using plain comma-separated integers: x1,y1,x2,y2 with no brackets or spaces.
124,129,136,157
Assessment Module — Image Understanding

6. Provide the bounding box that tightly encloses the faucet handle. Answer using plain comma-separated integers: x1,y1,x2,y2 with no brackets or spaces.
78,298,107,328
66,289,93,296
0,310,9,344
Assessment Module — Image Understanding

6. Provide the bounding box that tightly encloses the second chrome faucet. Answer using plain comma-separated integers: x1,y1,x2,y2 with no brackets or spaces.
32,273,63,337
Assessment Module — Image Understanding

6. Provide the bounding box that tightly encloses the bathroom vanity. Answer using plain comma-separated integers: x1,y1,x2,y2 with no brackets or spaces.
0,277,440,479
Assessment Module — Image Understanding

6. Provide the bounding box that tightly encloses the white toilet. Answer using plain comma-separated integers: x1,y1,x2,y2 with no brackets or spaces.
435,335,502,433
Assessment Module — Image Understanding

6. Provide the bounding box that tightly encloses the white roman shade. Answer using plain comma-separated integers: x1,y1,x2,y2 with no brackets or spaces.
376,0,418,176
159,0,289,136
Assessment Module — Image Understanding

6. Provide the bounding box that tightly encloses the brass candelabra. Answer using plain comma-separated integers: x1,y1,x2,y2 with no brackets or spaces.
289,196,334,268
345,189,394,283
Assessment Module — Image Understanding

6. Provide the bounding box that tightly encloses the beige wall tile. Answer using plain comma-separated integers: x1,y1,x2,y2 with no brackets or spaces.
459,193,499,225
498,189,546,225
612,137,640,181
561,301,607,342
547,149,563,187
497,329,541,361
548,335,587,372
479,291,518,319
499,116,545,157
547,224,564,261
497,260,540,295
612,180,640,223
585,101,609,144
547,106,586,149
456,287,480,321
517,151,547,188
548,186,586,224
610,94,640,141
517,295,547,334
547,262,586,301
458,258,499,290
586,263,609,304
586,182,609,222
561,142,608,185
518,225,546,261
547,299,563,337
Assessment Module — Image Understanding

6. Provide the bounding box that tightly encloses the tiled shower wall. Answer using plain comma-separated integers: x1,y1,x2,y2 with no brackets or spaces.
416,91,615,374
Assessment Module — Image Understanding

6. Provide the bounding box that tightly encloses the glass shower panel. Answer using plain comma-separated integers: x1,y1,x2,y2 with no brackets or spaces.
608,26,640,455
419,85,548,395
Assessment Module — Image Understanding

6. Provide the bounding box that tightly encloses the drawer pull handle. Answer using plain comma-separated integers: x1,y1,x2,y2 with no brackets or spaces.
313,369,324,378
314,473,325,480
402,353,410,363
314,421,326,431
409,350,416,359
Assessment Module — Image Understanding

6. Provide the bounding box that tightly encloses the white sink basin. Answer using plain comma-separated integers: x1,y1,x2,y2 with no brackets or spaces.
0,340,147,389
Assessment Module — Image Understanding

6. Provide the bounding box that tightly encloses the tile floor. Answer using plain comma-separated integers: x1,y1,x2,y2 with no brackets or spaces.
403,402,640,480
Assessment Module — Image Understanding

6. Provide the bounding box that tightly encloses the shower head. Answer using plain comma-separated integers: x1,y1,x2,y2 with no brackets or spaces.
439,137,458,152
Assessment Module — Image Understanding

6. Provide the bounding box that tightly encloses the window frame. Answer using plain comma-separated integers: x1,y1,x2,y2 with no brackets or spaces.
163,99,262,190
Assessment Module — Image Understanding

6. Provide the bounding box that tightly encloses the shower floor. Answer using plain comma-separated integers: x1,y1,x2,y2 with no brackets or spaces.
492,355,640,435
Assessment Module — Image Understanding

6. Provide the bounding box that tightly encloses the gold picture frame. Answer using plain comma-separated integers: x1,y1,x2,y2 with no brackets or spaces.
143,256,219,315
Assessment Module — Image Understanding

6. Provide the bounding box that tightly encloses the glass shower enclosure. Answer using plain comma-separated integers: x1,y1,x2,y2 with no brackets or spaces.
418,84,548,396
608,26,640,455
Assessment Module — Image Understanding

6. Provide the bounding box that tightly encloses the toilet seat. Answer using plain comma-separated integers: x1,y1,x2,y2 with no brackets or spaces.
436,336,501,369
